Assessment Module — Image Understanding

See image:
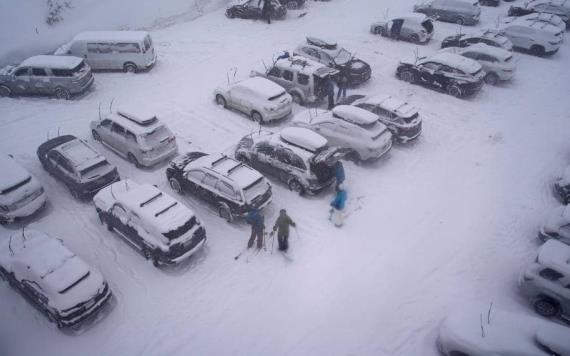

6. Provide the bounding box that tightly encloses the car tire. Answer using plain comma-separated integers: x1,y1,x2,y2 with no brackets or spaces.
54,87,71,100
169,178,183,195
399,70,416,83
346,150,362,163
484,72,499,85
69,188,82,200
0,85,11,97
218,203,234,223
226,10,235,19
128,153,141,168
92,130,101,142
454,17,465,25
533,298,560,318
285,1,299,10
291,92,303,105
143,248,159,267
124,62,137,73
447,84,462,98
251,111,264,124
530,45,545,57
288,179,304,195
216,94,227,108
409,34,420,43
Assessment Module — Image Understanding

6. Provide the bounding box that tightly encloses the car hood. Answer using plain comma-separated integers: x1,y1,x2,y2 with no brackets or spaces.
535,324,570,355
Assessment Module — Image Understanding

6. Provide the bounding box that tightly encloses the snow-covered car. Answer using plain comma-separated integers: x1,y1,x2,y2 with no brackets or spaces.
0,230,112,328
94,180,206,266
370,14,434,44
0,155,47,224
441,29,514,52
498,21,564,56
166,152,272,223
37,135,120,200
508,1,570,28
291,105,393,162
501,12,567,32
293,37,372,86
413,0,481,26
214,77,293,123
90,108,178,168
519,239,570,319
279,0,305,10
0,55,94,99
396,52,485,98
225,0,286,20
339,94,423,143
538,205,570,245
436,305,570,356
235,127,346,195
554,166,570,204
251,55,339,105
439,43,516,85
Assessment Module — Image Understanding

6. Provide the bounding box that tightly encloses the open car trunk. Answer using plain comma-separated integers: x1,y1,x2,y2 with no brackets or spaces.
310,147,349,182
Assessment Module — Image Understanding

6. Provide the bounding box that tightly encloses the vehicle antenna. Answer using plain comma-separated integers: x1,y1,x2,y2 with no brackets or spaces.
125,178,129,191
98,102,102,120
487,302,493,324
21,224,27,244
480,313,485,338
233,67,238,83
384,8,389,19
413,47,419,64
57,127,61,137
109,98,115,113
110,183,117,200
8,235,14,256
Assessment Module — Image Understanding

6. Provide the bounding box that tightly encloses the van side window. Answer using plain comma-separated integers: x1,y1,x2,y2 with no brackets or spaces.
268,67,281,78
111,122,125,136
113,43,141,53
100,119,112,128
202,174,218,189
187,170,205,182
125,131,137,142
283,70,294,82
32,68,47,76
14,68,29,76
297,73,309,85
97,43,112,54
52,69,73,77
87,43,99,53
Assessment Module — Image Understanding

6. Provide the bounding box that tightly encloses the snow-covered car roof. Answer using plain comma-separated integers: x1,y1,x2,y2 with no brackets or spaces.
544,205,570,230
446,43,512,62
106,111,166,136
279,127,328,153
419,53,482,74
186,153,264,190
0,155,31,194
274,56,339,77
395,13,432,23
116,107,159,126
500,21,563,35
55,138,107,173
527,0,570,8
359,94,419,118
20,55,83,69
502,13,565,28
72,31,150,42
332,105,378,125
439,305,570,355
235,77,286,100
537,239,570,275
306,36,337,49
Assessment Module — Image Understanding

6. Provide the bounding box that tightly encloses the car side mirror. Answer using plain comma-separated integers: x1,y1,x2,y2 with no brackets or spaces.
8,154,13,158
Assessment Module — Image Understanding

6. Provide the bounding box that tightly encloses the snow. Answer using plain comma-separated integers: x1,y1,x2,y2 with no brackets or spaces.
279,127,328,152
363,94,419,118
559,165,570,186
332,105,378,125
71,31,149,43
544,205,570,231
1,0,570,355
443,43,512,62
57,139,106,172
421,52,482,74
537,239,570,275
19,55,83,69
236,77,286,99
0,155,31,192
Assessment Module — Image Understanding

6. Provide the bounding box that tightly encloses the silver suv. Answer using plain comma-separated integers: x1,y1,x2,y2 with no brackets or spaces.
414,0,481,26
0,55,94,99
91,108,178,168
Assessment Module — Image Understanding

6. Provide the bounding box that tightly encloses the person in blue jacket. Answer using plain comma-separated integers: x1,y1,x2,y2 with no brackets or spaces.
246,208,265,249
329,184,347,227
334,161,345,189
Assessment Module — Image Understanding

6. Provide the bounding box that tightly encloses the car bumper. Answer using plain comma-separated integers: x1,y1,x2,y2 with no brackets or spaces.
59,284,112,328
460,80,484,96
167,237,206,264
141,146,178,167
346,70,371,86
363,139,393,161
306,178,335,195
70,75,95,95
395,123,422,143
545,47,560,56
145,53,158,70
1,191,47,223
81,173,121,197
497,70,515,81
263,107,292,122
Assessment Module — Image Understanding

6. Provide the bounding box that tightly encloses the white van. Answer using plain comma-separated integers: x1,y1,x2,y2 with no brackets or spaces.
56,31,157,73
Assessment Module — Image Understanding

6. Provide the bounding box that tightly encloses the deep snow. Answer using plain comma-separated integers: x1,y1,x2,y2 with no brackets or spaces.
1,0,570,355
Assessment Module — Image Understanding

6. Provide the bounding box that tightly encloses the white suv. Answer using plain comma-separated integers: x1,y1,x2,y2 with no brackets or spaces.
499,21,564,56
292,105,393,162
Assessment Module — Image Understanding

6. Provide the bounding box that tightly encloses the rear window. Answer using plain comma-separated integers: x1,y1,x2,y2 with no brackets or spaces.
0,176,31,195
52,61,85,77
163,216,196,240
243,177,268,202
79,160,109,177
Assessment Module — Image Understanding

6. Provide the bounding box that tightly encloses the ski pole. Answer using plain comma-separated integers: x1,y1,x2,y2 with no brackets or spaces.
294,226,301,240
271,231,275,254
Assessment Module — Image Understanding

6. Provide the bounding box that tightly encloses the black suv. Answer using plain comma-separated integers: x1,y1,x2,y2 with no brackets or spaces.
37,135,120,200
396,53,485,98
166,152,272,223
226,0,286,20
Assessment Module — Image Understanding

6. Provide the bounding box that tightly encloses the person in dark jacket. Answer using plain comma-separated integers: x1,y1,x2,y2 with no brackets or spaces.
336,75,348,101
259,0,272,24
324,75,336,110
272,209,296,252
246,208,265,249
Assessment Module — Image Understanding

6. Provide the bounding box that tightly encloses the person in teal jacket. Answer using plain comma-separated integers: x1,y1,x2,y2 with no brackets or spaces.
329,184,347,227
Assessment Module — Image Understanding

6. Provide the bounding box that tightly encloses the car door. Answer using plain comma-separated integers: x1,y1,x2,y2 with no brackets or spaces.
244,0,262,19
313,121,341,146
275,147,299,182
56,155,79,190
109,204,141,250
85,43,106,70
267,66,289,89
30,68,50,95
12,67,31,94
108,122,128,155
184,169,207,197
228,86,247,113
95,119,114,146
200,173,220,204
252,142,278,177
503,26,526,48
417,61,441,85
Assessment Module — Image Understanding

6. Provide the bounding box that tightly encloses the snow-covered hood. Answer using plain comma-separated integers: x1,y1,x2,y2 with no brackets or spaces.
537,239,570,275
0,155,32,193
557,165,570,186
544,205,570,232
0,156,43,207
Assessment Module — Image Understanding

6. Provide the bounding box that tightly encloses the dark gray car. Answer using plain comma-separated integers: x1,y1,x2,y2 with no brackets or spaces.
0,55,94,99
414,0,481,26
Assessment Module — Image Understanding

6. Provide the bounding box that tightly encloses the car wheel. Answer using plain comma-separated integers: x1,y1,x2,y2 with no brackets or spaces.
530,45,545,57
69,188,82,200
533,298,560,318
291,92,303,105
143,248,159,267
285,1,299,10
127,153,141,168
169,178,183,195
484,72,499,85
92,130,101,142
218,203,234,223
216,94,227,108
54,87,71,100
409,34,420,43
399,70,416,83
447,84,462,98
0,85,11,97
124,62,137,73
225,10,235,18
251,111,264,124
288,179,304,195
454,17,465,25
346,150,362,163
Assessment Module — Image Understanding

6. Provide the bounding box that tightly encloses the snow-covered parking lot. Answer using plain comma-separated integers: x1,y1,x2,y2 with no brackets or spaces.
1,0,570,355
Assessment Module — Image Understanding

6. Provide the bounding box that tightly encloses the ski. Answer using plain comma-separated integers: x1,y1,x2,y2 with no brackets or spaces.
234,247,249,260
245,247,263,263
279,250,294,262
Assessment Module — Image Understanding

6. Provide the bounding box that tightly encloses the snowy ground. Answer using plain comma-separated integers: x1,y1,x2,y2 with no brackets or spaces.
1,0,570,355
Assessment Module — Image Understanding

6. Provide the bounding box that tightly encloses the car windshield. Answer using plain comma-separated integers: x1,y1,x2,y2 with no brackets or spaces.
243,177,268,203
141,125,171,146
0,176,31,195
333,48,352,65
59,271,90,294
79,160,110,178
163,216,196,240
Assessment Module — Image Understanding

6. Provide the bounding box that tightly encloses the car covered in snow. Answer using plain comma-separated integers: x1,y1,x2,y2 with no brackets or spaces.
235,127,346,195
293,37,372,86
90,108,178,168
94,180,206,266
0,230,112,328
0,55,94,100
413,0,481,26
251,55,339,105
166,152,272,223
291,105,393,162
396,52,485,98
538,205,570,245
439,43,516,85
225,0,286,20
498,21,564,56
441,29,514,52
508,1,570,28
339,94,423,143
501,12,567,32
436,305,570,355
519,239,570,319
370,14,434,44
214,77,293,123
37,135,120,200
0,155,47,224
554,166,570,204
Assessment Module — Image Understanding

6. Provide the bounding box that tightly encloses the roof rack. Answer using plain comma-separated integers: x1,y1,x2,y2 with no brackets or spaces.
140,192,162,207
211,155,228,167
155,202,177,217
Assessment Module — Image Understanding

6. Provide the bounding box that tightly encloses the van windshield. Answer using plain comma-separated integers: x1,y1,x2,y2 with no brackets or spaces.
143,36,152,53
